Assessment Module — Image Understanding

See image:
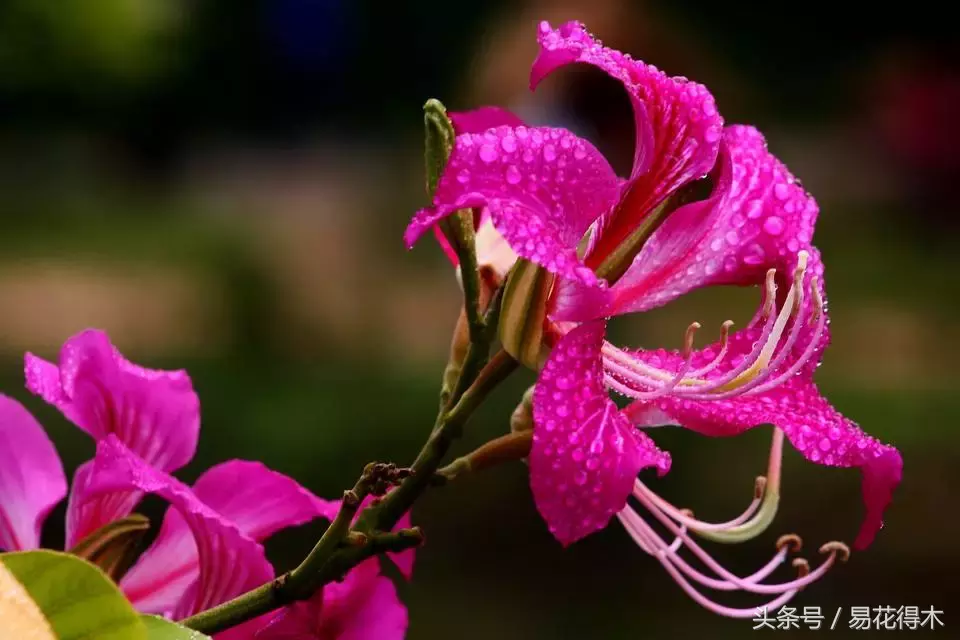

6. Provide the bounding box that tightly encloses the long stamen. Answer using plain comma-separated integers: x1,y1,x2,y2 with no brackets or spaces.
744,276,827,396
634,476,763,533
687,320,734,378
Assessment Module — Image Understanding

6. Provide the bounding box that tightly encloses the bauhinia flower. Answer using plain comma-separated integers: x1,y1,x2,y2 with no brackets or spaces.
1,329,337,623
405,20,902,616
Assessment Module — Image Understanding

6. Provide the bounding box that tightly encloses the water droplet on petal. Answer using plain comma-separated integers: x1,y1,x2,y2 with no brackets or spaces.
543,144,557,162
479,144,497,164
505,165,522,184
763,216,785,236
501,136,517,153
456,169,470,184
774,183,790,201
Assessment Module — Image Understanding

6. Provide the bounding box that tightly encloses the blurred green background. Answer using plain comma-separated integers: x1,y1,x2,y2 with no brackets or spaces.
1,0,956,637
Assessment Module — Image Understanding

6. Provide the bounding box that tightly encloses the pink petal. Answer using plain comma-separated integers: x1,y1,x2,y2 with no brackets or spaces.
449,107,525,134
26,330,200,545
531,21,723,266
0,395,67,551
404,126,620,287
641,378,901,550
389,511,415,581
120,460,333,615
65,461,143,548
530,321,671,546
610,125,820,315
25,329,200,472
253,559,407,640
85,436,274,619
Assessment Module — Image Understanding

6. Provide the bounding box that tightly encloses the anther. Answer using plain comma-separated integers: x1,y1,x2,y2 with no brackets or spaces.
754,476,767,500
810,276,823,326
819,541,851,562
792,557,810,577
762,269,777,317
683,322,701,357
776,533,803,553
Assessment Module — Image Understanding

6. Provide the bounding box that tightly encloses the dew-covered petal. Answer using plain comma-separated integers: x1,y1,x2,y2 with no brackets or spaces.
532,21,723,266
85,437,274,619
635,378,901,550
405,126,619,287
610,125,820,316
0,395,67,551
25,329,200,472
531,321,671,546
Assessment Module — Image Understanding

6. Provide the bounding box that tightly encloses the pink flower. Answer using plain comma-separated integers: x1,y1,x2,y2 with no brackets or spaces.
2,329,336,621
405,21,902,616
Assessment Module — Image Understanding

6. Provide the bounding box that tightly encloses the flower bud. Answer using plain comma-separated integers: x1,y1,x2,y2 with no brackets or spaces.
498,259,554,370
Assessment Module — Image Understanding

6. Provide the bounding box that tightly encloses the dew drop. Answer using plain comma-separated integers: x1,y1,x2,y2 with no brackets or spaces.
543,144,557,162
506,165,522,185
479,144,497,164
456,169,470,184
774,183,790,201
763,216,785,236
501,136,517,153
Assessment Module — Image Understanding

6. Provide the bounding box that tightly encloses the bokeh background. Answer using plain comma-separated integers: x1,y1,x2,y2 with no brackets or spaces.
1,0,956,637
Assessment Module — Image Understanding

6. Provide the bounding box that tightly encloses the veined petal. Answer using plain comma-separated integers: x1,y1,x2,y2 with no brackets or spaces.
0,395,67,551
85,437,274,619
25,329,200,472
532,21,723,266
610,125,819,315
252,559,407,640
120,460,333,615
405,126,620,287
637,378,901,550
530,321,671,546
65,461,143,548
449,107,525,134
26,330,201,545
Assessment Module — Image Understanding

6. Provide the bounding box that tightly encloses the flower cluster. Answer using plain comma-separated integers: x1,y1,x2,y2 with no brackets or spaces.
1,329,411,638
406,20,902,616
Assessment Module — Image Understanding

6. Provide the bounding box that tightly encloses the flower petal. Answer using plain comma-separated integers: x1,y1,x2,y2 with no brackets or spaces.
530,321,671,546
26,330,201,545
252,559,407,640
405,126,620,287
119,460,333,615
449,107,525,134
532,21,723,265
610,125,819,315
85,436,274,619
0,395,67,551
25,329,200,472
642,378,901,550
65,461,143,548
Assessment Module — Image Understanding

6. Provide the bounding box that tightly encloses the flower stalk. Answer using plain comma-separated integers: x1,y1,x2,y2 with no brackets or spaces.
182,100,517,636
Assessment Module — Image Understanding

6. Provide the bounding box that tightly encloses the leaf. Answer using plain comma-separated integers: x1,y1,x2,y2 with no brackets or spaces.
70,513,151,582
1,549,146,640
0,560,56,639
142,615,212,639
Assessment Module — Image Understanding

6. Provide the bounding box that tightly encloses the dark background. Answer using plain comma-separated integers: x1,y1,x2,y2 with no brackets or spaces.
1,0,956,637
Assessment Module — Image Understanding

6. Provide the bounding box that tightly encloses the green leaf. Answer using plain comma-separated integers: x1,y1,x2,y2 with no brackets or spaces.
1,549,146,640
142,615,212,639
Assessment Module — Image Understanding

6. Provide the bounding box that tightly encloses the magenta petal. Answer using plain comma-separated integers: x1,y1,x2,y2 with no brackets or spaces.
449,107,525,134
648,378,901,549
120,461,333,615
25,329,201,472
86,436,274,619
253,559,407,640
530,321,671,546
405,126,620,287
0,395,67,551
532,20,722,264
65,461,144,548
611,125,820,315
